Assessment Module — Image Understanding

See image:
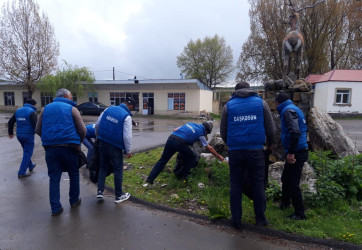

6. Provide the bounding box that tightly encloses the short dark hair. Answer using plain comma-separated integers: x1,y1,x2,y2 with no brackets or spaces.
126,97,136,106
235,81,250,90
24,98,37,106
275,92,290,104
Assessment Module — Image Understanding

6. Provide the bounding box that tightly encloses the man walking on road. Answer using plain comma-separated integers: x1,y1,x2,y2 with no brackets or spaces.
95,97,135,203
276,92,308,220
220,81,275,229
36,88,86,216
8,98,38,178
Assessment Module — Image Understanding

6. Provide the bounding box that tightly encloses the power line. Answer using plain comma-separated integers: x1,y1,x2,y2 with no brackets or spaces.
90,69,152,80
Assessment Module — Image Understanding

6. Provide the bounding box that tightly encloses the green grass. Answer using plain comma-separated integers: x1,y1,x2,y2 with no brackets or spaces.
105,147,362,244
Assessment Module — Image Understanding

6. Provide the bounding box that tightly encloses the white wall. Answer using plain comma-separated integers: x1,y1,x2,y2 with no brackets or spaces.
314,81,362,113
0,82,213,116
199,89,213,113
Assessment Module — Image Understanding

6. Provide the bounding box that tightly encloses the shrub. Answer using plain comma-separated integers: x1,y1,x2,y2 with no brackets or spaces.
266,180,282,201
306,151,362,207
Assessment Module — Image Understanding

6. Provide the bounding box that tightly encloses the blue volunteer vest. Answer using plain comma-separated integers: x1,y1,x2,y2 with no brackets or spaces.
97,105,131,150
226,95,266,150
277,100,308,152
41,97,81,146
86,124,96,138
172,123,206,145
15,103,37,136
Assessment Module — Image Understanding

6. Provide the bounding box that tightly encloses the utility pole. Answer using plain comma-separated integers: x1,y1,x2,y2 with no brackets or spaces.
113,67,115,80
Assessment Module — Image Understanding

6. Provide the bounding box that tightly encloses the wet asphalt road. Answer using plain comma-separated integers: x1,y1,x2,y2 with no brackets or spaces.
0,113,360,249
0,114,290,250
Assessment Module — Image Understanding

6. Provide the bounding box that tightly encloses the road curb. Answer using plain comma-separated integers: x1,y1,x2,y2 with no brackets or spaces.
81,168,360,250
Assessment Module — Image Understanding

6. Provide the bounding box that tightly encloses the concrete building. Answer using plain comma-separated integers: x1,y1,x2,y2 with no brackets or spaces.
306,70,362,114
0,79,213,117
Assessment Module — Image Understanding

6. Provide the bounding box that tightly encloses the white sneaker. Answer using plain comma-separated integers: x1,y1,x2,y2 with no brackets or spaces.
115,193,130,203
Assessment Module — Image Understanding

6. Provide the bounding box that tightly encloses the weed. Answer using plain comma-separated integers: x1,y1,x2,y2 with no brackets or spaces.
103,147,362,244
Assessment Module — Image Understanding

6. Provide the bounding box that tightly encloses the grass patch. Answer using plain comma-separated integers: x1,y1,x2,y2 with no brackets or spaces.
104,147,362,244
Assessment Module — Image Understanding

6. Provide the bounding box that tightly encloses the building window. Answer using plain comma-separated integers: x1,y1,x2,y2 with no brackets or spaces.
335,89,351,105
4,92,15,106
168,93,185,110
41,93,53,107
109,92,139,109
22,92,30,105
88,92,98,102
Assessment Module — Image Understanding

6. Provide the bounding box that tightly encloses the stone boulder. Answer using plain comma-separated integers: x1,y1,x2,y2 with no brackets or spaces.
264,79,286,91
268,161,317,193
209,133,228,156
308,107,359,157
289,79,311,92
200,153,214,162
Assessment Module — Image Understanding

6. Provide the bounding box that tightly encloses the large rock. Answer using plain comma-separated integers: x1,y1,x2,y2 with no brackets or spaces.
209,133,228,156
268,161,317,193
308,107,359,157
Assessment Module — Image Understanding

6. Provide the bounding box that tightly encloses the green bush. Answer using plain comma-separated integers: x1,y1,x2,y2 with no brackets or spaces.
306,151,362,207
265,180,282,201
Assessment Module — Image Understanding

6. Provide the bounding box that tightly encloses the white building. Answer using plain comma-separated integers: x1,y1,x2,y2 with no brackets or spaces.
306,70,362,114
0,79,213,116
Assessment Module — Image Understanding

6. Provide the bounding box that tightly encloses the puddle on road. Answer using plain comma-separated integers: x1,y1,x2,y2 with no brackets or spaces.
0,113,220,137
0,113,12,137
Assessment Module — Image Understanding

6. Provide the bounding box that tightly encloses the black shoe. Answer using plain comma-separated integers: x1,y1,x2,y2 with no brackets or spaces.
230,218,242,230
18,173,31,178
52,207,64,216
145,178,153,184
71,198,81,207
287,214,306,220
256,220,269,227
97,190,104,199
29,164,36,172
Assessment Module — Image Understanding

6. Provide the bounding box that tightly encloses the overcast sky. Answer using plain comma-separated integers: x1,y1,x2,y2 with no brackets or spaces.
1,0,251,81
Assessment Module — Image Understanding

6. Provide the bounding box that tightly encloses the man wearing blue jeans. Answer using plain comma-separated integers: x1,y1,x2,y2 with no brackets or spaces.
36,89,86,216
95,98,135,203
8,98,38,178
220,81,275,229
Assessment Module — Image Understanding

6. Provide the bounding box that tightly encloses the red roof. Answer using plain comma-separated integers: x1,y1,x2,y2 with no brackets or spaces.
305,70,362,85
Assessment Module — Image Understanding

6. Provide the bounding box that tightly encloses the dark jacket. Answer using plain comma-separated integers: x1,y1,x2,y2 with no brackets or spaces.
220,88,275,149
277,100,308,153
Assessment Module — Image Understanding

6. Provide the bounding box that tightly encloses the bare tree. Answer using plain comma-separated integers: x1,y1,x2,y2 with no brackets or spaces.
0,0,59,97
237,0,361,83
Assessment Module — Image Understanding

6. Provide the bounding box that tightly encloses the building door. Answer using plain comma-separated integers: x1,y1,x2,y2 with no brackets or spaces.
142,93,154,115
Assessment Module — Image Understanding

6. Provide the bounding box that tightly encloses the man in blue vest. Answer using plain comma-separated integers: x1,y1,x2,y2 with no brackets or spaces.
95,97,136,203
145,121,224,185
275,92,308,220
36,89,86,216
8,98,38,178
220,81,275,229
